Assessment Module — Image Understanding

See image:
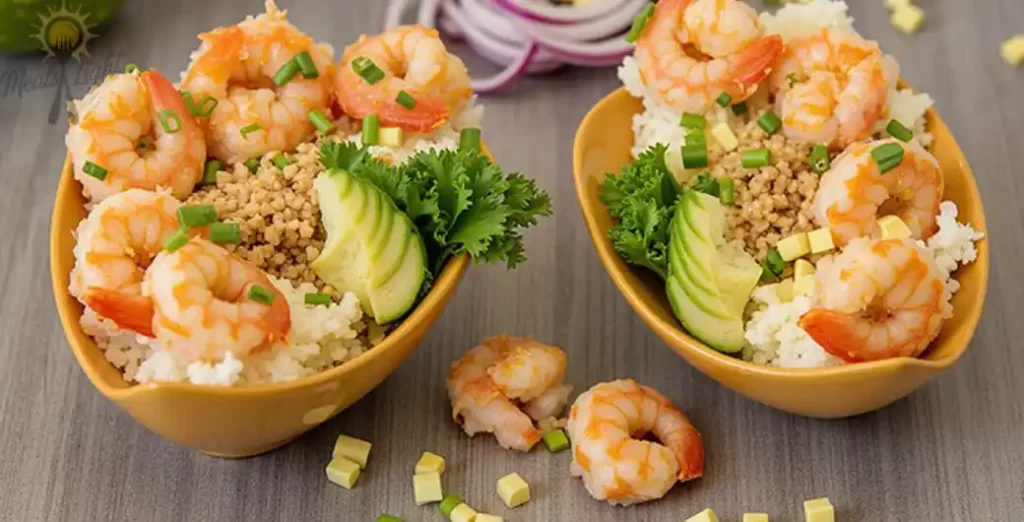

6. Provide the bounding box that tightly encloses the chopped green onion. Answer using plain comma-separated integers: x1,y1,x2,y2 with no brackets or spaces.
459,127,482,152
684,127,706,145
352,56,385,85
679,112,706,130
308,109,332,133
240,123,262,139
294,51,318,78
715,92,732,107
375,516,403,522
731,102,749,116
163,229,190,252
273,154,291,169
690,171,719,197
247,284,275,305
872,142,904,174
439,495,463,517
681,144,708,169
82,161,107,180
718,177,735,204
272,59,300,86
760,264,779,282
886,119,913,142
245,157,260,173
625,2,656,43
757,111,782,135
764,247,784,275
177,204,218,229
304,293,332,306
741,148,772,168
209,222,241,244
183,91,218,118
201,160,222,185
124,63,139,74
543,429,570,453
395,90,417,110
809,145,830,174
362,115,380,146
157,109,181,134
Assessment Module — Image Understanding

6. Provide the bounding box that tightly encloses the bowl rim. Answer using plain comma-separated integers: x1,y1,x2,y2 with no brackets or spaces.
51,152,470,399
573,87,990,380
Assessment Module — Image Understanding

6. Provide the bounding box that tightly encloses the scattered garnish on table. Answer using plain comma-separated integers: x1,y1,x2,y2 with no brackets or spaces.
1002,35,1024,66
497,473,531,508
686,508,720,522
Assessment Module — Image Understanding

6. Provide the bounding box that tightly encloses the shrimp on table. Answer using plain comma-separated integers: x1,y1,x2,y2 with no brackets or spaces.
85,238,291,365
179,0,335,164
634,0,784,114
566,379,704,506
799,237,951,362
335,25,472,133
69,189,185,303
768,27,899,148
65,69,206,202
813,138,943,246
446,336,573,451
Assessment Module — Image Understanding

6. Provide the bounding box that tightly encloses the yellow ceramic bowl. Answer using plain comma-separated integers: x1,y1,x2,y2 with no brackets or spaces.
51,154,469,457
574,88,989,418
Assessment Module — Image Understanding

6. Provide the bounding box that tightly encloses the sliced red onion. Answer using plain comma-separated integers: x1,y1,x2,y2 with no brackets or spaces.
491,0,630,24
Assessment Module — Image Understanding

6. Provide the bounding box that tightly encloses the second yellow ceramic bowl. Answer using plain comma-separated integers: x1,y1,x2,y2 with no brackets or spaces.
574,88,989,418
51,155,470,457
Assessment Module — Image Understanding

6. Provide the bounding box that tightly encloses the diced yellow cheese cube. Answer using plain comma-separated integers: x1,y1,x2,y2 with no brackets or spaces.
379,127,404,147
450,503,478,522
794,259,815,278
413,471,443,506
770,278,794,303
794,275,815,297
497,472,530,508
711,122,739,152
804,497,835,522
878,215,913,239
891,5,924,35
415,451,445,474
743,514,770,522
325,457,361,489
807,227,835,254
777,233,810,261
475,515,503,522
333,435,372,469
884,0,911,10
686,508,720,522
1001,35,1024,66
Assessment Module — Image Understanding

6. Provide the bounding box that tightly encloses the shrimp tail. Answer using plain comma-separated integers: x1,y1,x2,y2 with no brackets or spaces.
142,69,191,119
799,308,866,363
729,34,784,94
675,427,705,481
83,287,155,338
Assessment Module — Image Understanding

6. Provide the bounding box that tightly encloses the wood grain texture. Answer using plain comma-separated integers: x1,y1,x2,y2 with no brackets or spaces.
0,1,1021,520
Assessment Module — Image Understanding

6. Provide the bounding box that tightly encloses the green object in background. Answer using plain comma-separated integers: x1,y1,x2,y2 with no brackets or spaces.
0,0,127,55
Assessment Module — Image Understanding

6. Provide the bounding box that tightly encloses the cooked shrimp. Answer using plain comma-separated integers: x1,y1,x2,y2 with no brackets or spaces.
69,189,184,302
768,27,899,147
634,0,783,114
180,0,335,164
65,69,205,202
813,138,943,246
799,237,951,362
85,238,291,364
566,379,704,506
335,25,472,133
446,336,572,451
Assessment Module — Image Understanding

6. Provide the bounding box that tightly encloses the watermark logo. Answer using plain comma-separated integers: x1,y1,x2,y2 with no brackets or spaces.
33,1,97,62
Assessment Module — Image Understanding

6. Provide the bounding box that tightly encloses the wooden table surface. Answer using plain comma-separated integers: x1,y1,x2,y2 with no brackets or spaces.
1,1,1021,520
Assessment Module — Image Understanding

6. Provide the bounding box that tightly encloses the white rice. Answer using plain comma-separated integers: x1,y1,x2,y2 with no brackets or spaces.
618,0,934,157
344,98,485,164
742,201,983,368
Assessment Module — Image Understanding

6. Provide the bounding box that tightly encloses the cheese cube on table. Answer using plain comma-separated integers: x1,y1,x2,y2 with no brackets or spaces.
475,515,503,522
1002,35,1024,65
415,451,445,474
450,503,478,522
332,435,372,469
794,259,815,278
686,508,720,522
892,5,924,34
807,227,835,254
804,497,835,522
413,471,444,505
711,122,740,152
743,514,769,522
325,457,361,489
878,215,913,239
884,0,912,10
497,473,530,508
777,233,810,261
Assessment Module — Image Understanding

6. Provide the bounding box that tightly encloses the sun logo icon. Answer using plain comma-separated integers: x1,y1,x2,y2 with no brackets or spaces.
31,1,97,60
